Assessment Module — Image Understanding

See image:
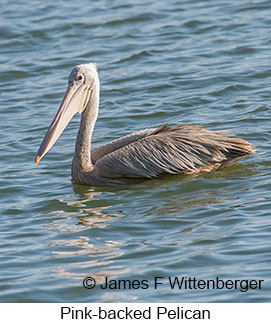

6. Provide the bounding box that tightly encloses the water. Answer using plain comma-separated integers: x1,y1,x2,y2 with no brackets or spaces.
0,0,270,303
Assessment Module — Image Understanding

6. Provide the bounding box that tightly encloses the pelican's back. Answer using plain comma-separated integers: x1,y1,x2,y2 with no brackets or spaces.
92,124,255,179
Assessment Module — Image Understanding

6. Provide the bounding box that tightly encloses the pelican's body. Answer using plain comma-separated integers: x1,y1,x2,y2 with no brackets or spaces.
36,63,255,186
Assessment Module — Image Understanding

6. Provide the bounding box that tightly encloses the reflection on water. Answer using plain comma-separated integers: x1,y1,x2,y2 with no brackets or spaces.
59,188,125,228
146,195,228,217
52,236,129,286
44,173,245,292
60,188,102,207
45,188,128,287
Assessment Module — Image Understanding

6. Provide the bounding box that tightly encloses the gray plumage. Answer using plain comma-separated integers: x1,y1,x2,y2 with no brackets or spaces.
36,63,256,186
92,124,254,179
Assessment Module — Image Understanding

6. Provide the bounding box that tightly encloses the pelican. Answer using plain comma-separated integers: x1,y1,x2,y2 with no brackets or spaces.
35,63,255,186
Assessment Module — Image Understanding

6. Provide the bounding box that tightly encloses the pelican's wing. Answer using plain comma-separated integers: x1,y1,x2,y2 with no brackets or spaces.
91,125,167,164
94,125,255,179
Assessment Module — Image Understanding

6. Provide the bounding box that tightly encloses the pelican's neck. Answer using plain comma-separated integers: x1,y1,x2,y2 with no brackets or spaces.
73,86,99,171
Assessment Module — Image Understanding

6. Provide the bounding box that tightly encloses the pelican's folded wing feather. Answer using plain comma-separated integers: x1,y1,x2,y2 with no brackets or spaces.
91,125,168,164
94,125,255,179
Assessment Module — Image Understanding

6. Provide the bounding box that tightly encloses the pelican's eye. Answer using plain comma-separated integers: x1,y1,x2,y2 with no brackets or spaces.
77,74,84,82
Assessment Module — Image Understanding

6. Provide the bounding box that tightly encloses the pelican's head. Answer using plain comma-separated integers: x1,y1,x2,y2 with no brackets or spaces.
35,63,99,164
